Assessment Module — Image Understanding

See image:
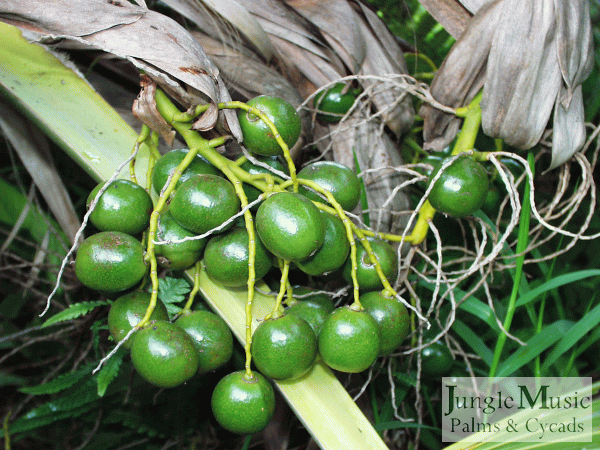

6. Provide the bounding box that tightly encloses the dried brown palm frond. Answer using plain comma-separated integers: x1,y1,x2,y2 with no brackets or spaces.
351,1,414,136
0,104,81,244
159,0,276,62
0,0,241,139
287,0,367,73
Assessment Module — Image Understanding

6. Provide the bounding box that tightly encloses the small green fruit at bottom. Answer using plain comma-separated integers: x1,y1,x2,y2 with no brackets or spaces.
240,156,289,210
318,306,380,373
342,238,398,292
170,174,240,235
421,341,454,378
427,155,489,218
203,226,272,287
87,179,153,235
154,210,207,270
211,371,276,434
298,160,361,211
107,291,169,349
75,231,147,293
256,192,325,261
295,212,350,277
152,148,219,194
285,287,335,336
360,291,410,355
175,310,234,373
238,95,302,157
314,82,360,124
130,320,199,388
251,314,317,380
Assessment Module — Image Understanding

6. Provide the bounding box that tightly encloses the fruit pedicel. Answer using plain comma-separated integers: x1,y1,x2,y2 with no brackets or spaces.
74,86,489,435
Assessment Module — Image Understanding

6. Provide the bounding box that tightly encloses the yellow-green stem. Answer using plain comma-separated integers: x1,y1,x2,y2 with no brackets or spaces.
182,260,202,313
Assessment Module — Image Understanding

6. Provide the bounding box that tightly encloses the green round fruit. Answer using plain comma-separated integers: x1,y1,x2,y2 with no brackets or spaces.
130,320,200,388
314,83,361,124
360,291,410,355
427,155,489,218
170,174,240,235
421,341,454,377
154,210,207,270
87,179,153,235
240,156,289,210
251,314,317,380
298,161,361,211
285,287,335,335
175,310,233,373
203,226,272,287
318,306,380,373
152,148,219,194
342,238,398,292
238,95,302,157
75,231,147,292
211,371,276,434
256,192,325,261
296,212,350,276
108,291,169,349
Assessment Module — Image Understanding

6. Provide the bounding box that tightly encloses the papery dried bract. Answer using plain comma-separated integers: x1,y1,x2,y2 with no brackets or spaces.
132,76,176,146
419,0,501,151
421,0,594,169
0,0,241,139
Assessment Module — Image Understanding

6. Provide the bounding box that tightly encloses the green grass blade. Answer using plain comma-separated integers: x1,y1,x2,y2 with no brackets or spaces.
540,300,600,373
515,269,600,308
495,320,573,377
451,319,494,367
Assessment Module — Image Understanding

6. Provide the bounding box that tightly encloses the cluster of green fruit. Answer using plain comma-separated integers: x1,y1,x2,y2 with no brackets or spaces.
72,92,470,436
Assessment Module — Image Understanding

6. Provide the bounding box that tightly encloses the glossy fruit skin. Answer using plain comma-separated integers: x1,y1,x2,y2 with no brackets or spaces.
130,320,200,388
298,161,361,211
87,179,153,235
155,210,207,270
175,310,233,373
75,231,147,292
427,155,489,218
342,238,398,292
238,95,302,157
211,371,276,434
108,291,169,349
240,156,289,210
285,287,335,335
152,148,219,194
251,314,317,380
318,307,380,373
296,212,350,276
360,291,410,355
256,192,325,262
314,83,360,124
421,341,454,377
170,174,240,235
203,226,272,287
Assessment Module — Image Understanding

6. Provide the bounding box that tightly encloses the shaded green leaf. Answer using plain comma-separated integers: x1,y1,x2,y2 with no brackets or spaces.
541,301,600,374
11,377,99,434
158,276,190,315
19,364,93,395
515,270,600,308
41,300,109,328
96,347,126,397
496,320,573,377
451,319,494,367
